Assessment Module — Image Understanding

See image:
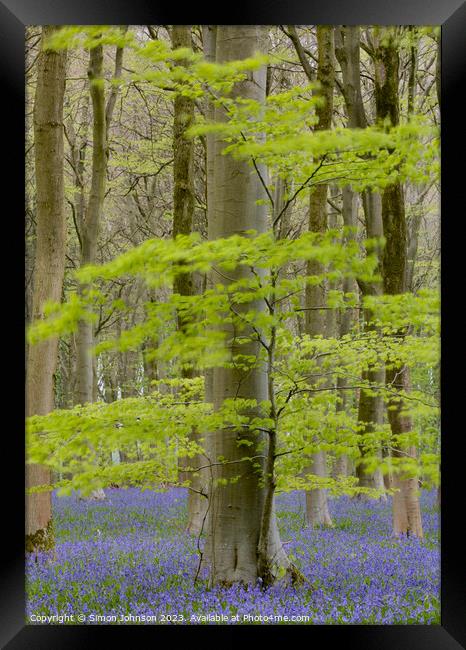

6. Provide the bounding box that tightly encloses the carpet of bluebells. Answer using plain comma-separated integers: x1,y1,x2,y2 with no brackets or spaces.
26,488,440,625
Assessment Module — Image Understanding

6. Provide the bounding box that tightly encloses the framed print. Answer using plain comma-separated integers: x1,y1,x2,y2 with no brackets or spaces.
1,0,465,647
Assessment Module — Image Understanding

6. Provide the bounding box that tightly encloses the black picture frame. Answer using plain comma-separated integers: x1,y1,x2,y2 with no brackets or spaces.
1,1,464,648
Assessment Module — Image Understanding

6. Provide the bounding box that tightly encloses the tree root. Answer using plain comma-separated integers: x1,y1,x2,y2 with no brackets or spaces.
258,556,311,590
287,562,311,588
25,519,54,554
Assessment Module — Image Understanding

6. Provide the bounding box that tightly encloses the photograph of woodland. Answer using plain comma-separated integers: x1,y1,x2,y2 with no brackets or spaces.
26,25,440,625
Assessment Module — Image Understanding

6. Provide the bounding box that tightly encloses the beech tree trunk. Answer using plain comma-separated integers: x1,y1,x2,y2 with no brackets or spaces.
355,368,386,497
195,24,217,555
374,28,423,537
356,198,387,496
74,36,125,501
304,26,334,528
386,365,423,537
170,25,206,536
332,186,358,479
74,43,107,405
75,36,126,405
335,26,386,495
334,26,367,131
26,26,67,553
206,26,288,586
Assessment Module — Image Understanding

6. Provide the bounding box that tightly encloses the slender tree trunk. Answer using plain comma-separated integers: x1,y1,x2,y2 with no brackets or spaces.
326,186,340,339
74,43,107,405
374,28,423,537
26,26,67,553
72,44,108,501
405,204,422,292
67,92,89,250
206,26,288,586
286,25,315,82
382,445,394,490
404,37,426,295
74,37,125,500
304,26,335,528
334,26,367,131
386,366,423,536
355,367,387,498
75,35,126,406
170,25,206,536
333,186,358,479
197,24,218,561
142,287,166,392
356,195,387,495
335,26,386,495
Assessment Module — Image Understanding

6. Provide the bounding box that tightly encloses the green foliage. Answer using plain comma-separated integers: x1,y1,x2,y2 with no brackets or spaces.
27,227,439,496
44,26,136,52
28,292,99,345
188,85,438,196
47,26,438,202
28,229,378,365
27,26,440,499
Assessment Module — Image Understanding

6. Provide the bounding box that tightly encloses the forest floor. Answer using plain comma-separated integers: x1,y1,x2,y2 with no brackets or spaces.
26,488,440,625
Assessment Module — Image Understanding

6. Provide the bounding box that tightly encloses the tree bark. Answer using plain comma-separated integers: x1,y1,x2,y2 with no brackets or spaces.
74,43,107,405
170,25,206,536
332,186,358,479
355,368,387,498
386,366,423,537
335,26,386,495
26,26,67,553
374,28,423,537
334,26,367,130
75,35,126,406
206,26,289,586
304,26,335,528
196,24,217,555
74,36,125,500
285,25,315,82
